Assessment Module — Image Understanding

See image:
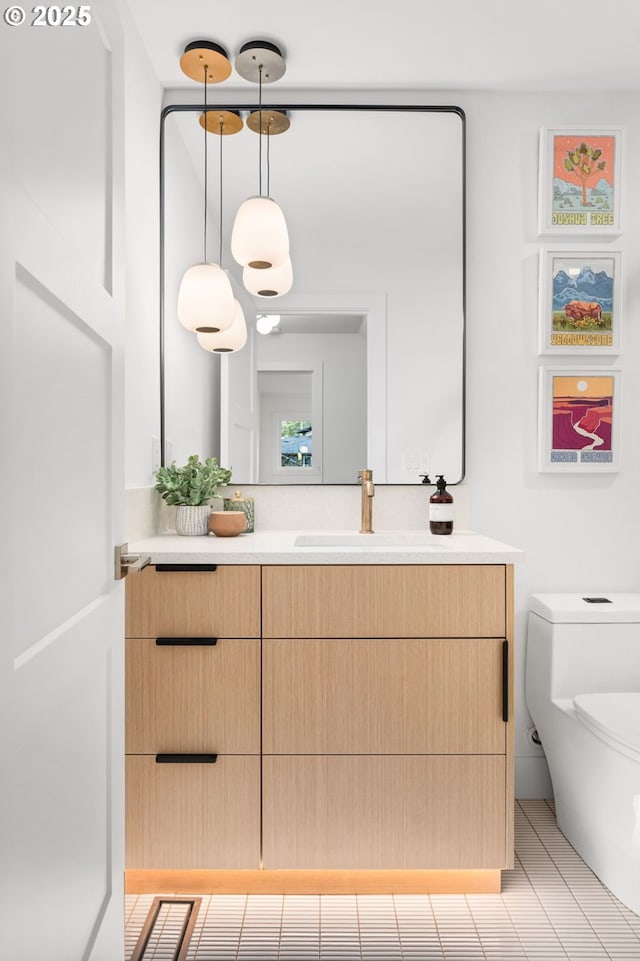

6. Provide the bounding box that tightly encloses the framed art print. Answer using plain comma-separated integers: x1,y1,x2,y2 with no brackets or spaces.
538,249,622,354
538,127,623,235
538,367,621,472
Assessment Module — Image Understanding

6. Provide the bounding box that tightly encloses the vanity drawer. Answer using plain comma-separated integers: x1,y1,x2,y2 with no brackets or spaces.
126,754,260,869
262,755,506,870
262,565,506,638
125,565,260,638
263,637,505,754
126,637,260,754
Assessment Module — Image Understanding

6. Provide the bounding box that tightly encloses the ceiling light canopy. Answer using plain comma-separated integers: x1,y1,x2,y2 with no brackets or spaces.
179,40,232,84
234,40,286,84
246,108,290,136
199,109,243,135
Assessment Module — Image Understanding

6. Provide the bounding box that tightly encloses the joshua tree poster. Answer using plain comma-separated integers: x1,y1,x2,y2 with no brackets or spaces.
538,128,622,235
538,367,621,472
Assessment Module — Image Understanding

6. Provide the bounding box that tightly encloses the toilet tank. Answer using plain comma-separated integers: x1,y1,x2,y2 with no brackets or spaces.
526,594,640,705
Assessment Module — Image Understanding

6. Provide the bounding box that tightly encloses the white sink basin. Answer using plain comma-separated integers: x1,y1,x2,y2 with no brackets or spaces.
294,531,454,548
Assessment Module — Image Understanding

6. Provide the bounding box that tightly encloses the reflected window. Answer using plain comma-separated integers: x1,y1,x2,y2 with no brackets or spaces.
280,420,312,467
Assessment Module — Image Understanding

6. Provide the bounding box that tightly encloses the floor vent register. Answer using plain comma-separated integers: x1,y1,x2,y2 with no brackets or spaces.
130,897,202,961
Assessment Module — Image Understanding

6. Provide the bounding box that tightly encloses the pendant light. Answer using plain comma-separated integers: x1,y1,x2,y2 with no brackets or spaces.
256,313,280,335
243,257,293,297
177,42,235,334
197,300,248,353
242,110,293,296
197,112,247,354
231,41,289,271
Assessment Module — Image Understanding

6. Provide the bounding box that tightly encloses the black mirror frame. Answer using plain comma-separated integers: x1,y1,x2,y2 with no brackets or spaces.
159,102,466,482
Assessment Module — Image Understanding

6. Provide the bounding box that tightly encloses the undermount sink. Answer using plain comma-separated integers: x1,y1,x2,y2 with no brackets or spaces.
294,531,454,548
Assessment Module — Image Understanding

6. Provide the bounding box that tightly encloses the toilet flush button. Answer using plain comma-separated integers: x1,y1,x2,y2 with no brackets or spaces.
583,597,612,603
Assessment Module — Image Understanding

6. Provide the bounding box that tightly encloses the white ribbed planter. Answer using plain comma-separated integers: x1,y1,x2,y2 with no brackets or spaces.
175,504,211,536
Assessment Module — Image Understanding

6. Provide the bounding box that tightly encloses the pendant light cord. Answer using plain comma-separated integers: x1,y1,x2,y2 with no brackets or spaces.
258,63,263,196
219,118,224,266
203,64,208,263
266,119,271,197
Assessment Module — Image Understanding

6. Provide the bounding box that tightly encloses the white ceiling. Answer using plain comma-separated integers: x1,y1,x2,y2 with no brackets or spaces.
124,0,640,92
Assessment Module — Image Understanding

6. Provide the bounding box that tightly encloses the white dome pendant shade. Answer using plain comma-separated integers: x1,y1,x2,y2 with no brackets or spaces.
243,256,293,297
231,196,289,270
197,300,247,353
177,263,236,333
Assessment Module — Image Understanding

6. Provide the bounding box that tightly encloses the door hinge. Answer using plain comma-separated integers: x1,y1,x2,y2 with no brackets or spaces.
115,542,151,580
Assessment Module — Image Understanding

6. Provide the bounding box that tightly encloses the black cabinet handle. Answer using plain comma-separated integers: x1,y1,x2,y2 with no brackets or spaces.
155,754,218,764
502,640,509,723
155,564,218,572
155,637,218,646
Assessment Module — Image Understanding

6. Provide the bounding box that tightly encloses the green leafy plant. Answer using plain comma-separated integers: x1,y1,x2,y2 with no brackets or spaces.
154,455,232,506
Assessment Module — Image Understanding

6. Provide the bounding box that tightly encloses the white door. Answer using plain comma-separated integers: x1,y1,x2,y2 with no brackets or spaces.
0,4,126,959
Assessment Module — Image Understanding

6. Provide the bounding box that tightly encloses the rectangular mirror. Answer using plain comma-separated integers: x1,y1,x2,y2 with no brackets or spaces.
162,104,465,484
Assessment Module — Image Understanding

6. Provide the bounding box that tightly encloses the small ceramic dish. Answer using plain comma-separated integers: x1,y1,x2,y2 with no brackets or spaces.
208,510,247,537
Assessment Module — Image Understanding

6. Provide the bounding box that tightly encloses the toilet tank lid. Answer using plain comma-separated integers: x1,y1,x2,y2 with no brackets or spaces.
529,593,640,623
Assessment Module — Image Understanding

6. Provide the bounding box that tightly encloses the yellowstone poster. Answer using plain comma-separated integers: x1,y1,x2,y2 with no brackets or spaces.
541,252,620,353
543,372,619,470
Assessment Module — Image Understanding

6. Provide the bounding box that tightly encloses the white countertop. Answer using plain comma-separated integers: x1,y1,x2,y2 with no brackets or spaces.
128,530,523,565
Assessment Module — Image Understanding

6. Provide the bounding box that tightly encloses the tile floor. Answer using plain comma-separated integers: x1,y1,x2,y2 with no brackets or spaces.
125,800,640,960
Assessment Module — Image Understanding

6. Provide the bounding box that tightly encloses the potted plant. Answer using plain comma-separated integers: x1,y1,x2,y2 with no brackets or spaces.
155,455,232,535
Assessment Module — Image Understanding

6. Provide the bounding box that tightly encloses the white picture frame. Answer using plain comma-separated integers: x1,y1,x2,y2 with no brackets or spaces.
538,127,623,236
538,249,622,355
538,366,621,472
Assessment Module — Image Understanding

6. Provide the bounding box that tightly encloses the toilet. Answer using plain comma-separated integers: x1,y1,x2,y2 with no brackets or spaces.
526,593,640,915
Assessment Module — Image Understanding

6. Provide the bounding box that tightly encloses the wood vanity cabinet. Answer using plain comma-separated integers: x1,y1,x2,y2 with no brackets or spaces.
262,564,513,871
125,561,514,886
124,565,261,870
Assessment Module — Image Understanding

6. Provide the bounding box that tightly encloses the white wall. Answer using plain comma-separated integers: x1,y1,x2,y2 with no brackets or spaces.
124,87,640,797
121,0,162,487
460,90,640,795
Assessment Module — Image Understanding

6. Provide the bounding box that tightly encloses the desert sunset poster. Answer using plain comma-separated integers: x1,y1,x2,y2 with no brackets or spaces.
551,375,614,464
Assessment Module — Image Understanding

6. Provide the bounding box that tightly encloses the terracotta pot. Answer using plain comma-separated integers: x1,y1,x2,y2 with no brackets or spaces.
208,510,247,537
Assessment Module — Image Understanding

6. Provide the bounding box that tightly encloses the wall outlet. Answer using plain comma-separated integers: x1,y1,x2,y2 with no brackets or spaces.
403,450,430,474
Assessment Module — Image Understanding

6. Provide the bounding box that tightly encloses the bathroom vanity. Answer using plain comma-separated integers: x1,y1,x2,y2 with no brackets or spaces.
124,531,519,894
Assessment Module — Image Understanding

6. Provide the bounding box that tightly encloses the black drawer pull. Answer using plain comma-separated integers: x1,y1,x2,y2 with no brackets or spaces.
155,564,218,572
155,754,218,764
156,637,218,647
502,639,509,723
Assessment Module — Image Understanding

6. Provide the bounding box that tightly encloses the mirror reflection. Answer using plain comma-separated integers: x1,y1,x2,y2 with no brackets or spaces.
162,105,465,483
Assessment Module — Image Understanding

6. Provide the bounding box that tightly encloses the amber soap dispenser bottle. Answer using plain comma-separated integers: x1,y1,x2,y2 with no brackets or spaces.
429,475,454,535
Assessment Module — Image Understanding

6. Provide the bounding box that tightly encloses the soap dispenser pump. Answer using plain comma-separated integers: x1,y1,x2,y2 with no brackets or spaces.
429,475,454,535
